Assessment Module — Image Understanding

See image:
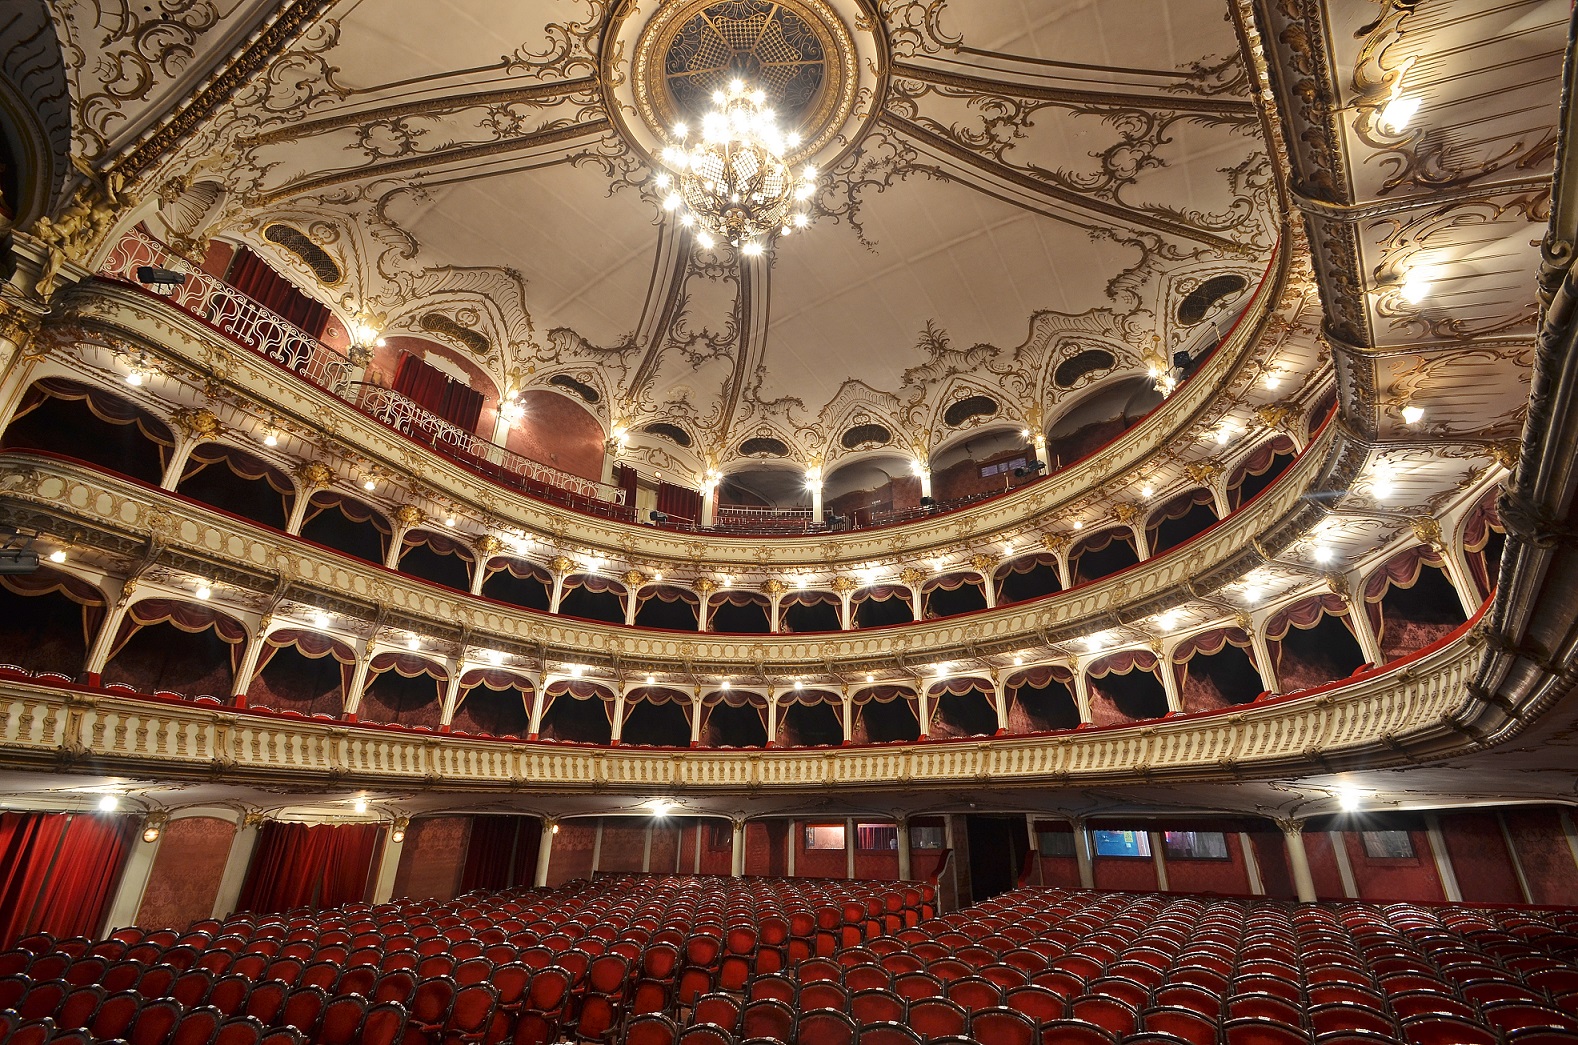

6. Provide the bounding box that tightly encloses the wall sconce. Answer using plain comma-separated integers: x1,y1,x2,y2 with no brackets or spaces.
391,816,409,844
141,812,168,844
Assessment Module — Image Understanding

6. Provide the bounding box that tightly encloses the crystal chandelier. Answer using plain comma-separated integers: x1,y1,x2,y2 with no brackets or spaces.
653,80,817,255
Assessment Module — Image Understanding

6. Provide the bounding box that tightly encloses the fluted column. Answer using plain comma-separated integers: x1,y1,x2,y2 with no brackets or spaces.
1280,819,1317,902
897,816,912,881
342,644,374,719
438,661,464,728
1247,611,1279,695
1157,647,1183,714
535,818,556,887
230,626,269,706
690,686,704,747
991,675,1010,734
731,818,746,877
211,813,263,918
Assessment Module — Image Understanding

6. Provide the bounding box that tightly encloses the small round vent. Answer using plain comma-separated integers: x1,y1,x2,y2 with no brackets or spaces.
1054,349,1116,388
943,394,998,427
739,436,789,457
840,423,891,450
1178,274,1249,325
644,422,693,447
549,374,600,403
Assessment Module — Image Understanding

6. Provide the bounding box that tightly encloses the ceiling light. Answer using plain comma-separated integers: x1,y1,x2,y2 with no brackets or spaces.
1399,265,1436,305
444,515,456,528
1214,426,1232,445
1264,373,1282,390
1313,545,1334,564
1012,655,1023,666
646,799,674,817
1336,784,1362,812
934,662,950,676
1083,634,1105,652
97,794,120,812
1379,94,1421,135
362,474,377,491
142,823,162,844
354,797,368,813
1371,467,1396,500
1401,405,1424,425
406,635,420,651
720,574,732,586
720,679,731,690
696,231,715,250
391,825,406,843
1072,520,1084,531
569,664,584,677
1243,586,1263,605
866,674,875,683
932,558,946,572
312,612,331,629
1140,486,1154,499
486,650,504,665
653,572,664,582
551,823,560,834
1155,611,1178,632
47,549,66,564
195,582,211,600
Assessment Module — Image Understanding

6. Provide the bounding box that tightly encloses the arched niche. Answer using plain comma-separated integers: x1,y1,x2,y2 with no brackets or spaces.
360,652,445,728
717,464,811,512
453,670,534,738
481,558,552,611
634,586,700,630
370,334,500,434
0,568,104,678
1365,545,1468,663
996,555,1061,606
1147,488,1219,556
1462,493,1505,601
299,492,390,565
1087,650,1170,726
539,680,613,744
779,698,844,748
708,591,772,634
1228,436,1298,510
1069,527,1140,586
924,573,987,618
1172,629,1262,713
928,680,999,738
1045,376,1154,469
104,599,246,698
621,689,692,747
1006,669,1080,732
781,591,839,633
701,691,768,748
397,528,475,592
5,378,173,485
928,426,1036,504
853,688,920,743
247,629,353,716
1267,595,1367,693
823,452,915,527
558,574,626,624
853,585,913,628
503,388,607,483
177,442,295,530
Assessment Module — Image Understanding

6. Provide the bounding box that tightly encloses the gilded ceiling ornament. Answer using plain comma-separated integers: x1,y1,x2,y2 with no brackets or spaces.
692,577,717,595
1254,403,1298,432
760,578,786,596
1408,517,1444,552
898,567,925,588
1184,461,1222,485
969,554,996,574
475,534,504,557
551,556,577,576
1111,502,1140,525
625,570,648,589
170,406,222,439
1043,533,1069,554
392,505,425,529
1488,440,1520,470
829,575,857,594
294,461,333,490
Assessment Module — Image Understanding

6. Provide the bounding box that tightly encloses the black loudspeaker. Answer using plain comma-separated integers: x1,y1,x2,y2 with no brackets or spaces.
1013,461,1047,479
649,510,669,523
920,496,935,507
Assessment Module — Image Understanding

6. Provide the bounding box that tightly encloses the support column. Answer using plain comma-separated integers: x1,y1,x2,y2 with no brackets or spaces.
944,816,959,910
731,818,746,877
385,528,408,571
1072,817,1094,889
1424,813,1463,902
1239,832,1265,895
909,585,924,624
1497,811,1536,904
159,437,200,492
211,816,261,919
470,557,490,597
808,479,824,526
898,817,912,881
787,820,797,877
342,649,374,719
1280,819,1318,902
917,687,931,739
1559,809,1578,878
611,686,630,745
981,570,997,609
693,821,704,874
1248,617,1279,696
285,486,313,536
769,593,783,633
700,478,718,528
1131,524,1151,562
1158,655,1182,714
642,822,654,872
991,677,1010,734
690,687,704,747
1030,434,1049,473
766,691,780,747
1072,671,1093,725
83,596,135,683
838,593,853,631
845,818,857,880
102,816,164,932
1436,532,1484,618
1329,831,1359,898
438,669,464,728
534,819,556,887
549,568,568,615
1026,816,1043,886
625,585,642,626
369,823,404,904
528,682,550,741
1341,576,1384,666
841,687,854,745
1150,830,1169,891
591,820,604,875
230,628,269,705
916,467,933,502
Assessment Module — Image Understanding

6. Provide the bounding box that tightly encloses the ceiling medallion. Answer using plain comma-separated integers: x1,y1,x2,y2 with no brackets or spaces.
654,79,818,254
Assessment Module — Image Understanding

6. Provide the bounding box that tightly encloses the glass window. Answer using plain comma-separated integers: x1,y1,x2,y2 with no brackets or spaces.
1037,831,1076,857
804,823,846,850
1361,830,1415,859
1162,831,1230,860
857,824,898,850
1092,829,1152,858
911,826,945,850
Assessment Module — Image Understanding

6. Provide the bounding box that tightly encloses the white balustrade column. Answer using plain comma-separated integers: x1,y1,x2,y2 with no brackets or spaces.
809,480,824,526
369,824,405,904
701,481,718,528
731,819,746,877
917,688,931,739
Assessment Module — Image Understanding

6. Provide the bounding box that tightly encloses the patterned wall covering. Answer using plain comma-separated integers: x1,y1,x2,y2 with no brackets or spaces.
135,816,236,928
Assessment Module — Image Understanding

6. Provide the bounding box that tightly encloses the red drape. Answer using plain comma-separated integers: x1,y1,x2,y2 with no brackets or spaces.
393,354,484,433
0,812,135,947
237,822,382,913
459,815,538,892
656,482,701,524
225,247,330,338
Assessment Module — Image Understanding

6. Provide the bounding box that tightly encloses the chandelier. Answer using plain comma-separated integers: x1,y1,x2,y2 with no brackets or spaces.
653,80,817,255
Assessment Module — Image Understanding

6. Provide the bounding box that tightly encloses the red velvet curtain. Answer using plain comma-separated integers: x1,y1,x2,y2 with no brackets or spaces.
225,247,330,337
393,354,484,433
656,482,701,524
0,812,135,947
459,815,539,892
238,822,382,913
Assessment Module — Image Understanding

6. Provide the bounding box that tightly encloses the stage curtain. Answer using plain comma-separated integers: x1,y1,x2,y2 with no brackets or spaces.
0,812,135,947
320,825,381,908
238,822,380,913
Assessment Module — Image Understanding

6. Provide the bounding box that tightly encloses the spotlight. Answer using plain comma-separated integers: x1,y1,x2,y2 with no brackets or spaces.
97,794,119,812
1401,405,1424,425
1378,94,1421,134
48,549,67,564
1013,461,1047,478
1336,785,1362,812
391,827,406,843
650,510,670,523
136,266,187,294
195,582,212,600
551,823,560,834
142,824,162,843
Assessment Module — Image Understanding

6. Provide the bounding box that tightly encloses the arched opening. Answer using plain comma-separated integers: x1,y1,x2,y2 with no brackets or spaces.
927,427,1037,507
621,692,692,747
0,570,103,678
540,681,612,743
1268,596,1367,693
1173,629,1263,712
708,592,772,634
103,599,246,698
558,575,625,624
634,587,700,630
1045,376,1153,468
717,464,811,514
247,630,352,716
480,559,552,612
1007,670,1081,732
1463,495,1506,601
781,592,840,633
1367,546,1468,663
4,378,172,485
177,443,295,530
359,653,445,728
780,701,844,747
397,530,475,592
1087,651,1170,725
854,690,921,743
452,672,533,738
923,574,988,618
1069,528,1140,585
996,556,1062,606
299,493,390,565
928,682,999,738
1147,489,1219,556
823,453,914,527
503,389,608,483
853,586,914,628
703,695,767,748
1228,436,1298,510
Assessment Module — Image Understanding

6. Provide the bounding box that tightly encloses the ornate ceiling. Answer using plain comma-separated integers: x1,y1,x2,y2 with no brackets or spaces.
106,0,1279,485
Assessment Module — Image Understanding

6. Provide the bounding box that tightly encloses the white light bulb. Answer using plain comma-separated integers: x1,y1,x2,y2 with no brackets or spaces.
663,193,683,212
742,241,764,257
195,583,211,601
696,232,716,250
263,433,279,447
363,478,376,491
487,650,504,665
1337,785,1362,812
1399,266,1435,304
1012,656,1024,666
97,794,119,812
646,675,655,685
1140,486,1154,499
354,797,368,813
1073,520,1084,531
721,679,731,690
406,636,420,651
125,372,144,387
1379,94,1421,135
48,550,66,564
1401,405,1424,425
313,612,330,629
1313,545,1334,564
673,123,687,138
